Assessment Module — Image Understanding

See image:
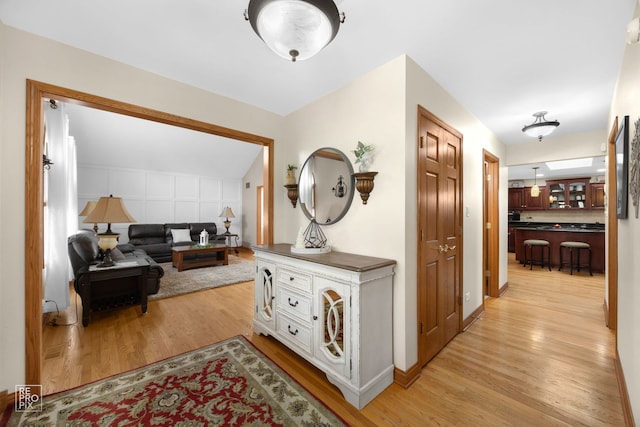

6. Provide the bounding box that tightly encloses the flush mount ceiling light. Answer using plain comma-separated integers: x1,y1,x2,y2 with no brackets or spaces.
522,111,560,141
244,0,345,62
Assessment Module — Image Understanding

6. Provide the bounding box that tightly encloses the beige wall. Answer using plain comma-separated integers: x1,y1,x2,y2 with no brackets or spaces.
0,22,509,388
0,22,284,391
506,129,608,166
609,4,640,421
283,55,508,370
405,57,509,368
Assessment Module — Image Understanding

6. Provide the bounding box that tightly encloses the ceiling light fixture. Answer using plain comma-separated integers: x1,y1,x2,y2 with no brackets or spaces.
522,111,560,141
244,0,345,62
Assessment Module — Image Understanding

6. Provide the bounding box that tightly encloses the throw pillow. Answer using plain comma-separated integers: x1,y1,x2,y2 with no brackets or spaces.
171,228,192,244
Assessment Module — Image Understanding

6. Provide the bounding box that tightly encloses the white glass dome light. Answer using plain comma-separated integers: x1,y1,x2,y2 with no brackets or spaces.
246,0,344,62
522,111,560,141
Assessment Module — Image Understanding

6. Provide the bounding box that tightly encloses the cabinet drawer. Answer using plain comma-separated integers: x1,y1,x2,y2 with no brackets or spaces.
277,286,312,321
277,268,311,293
276,313,312,354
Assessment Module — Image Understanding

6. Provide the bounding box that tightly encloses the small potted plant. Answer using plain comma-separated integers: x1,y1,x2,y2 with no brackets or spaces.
352,141,375,172
285,164,298,185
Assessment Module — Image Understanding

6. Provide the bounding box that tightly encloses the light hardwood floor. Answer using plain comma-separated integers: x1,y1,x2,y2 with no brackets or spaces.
39,250,624,426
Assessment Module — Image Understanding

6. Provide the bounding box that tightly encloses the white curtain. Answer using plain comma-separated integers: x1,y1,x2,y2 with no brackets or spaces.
43,101,78,312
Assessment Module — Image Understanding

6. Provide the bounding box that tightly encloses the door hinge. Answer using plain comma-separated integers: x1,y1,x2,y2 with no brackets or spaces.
486,173,492,181
486,222,492,229
350,359,353,373
421,229,424,241
420,135,425,148
420,322,424,334
485,270,491,277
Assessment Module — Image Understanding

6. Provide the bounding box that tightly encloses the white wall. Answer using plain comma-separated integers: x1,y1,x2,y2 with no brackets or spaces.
77,165,243,241
609,4,640,421
0,21,283,392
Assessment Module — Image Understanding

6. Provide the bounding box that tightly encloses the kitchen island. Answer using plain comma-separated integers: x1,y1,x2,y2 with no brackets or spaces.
513,224,605,273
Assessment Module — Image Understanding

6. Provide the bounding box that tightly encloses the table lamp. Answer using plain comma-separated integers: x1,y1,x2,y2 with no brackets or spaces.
83,195,136,267
219,206,235,234
79,200,98,233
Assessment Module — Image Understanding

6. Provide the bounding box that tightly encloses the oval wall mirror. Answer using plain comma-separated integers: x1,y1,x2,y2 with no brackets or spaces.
298,147,355,224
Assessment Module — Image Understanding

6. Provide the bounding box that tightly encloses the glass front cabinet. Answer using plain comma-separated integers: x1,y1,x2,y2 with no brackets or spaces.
546,178,590,209
252,244,395,409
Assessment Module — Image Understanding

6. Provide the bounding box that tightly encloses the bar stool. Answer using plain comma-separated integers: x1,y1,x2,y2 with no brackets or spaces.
523,239,551,271
559,241,592,276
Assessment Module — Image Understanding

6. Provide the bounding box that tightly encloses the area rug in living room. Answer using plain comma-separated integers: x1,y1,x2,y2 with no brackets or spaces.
1,336,346,426
150,255,254,301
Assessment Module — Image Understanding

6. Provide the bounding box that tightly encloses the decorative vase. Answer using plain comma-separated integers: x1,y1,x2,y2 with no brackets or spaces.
285,170,296,185
358,154,372,173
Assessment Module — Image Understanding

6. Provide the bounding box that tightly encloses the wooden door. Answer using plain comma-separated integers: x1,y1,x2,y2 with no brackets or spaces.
417,106,462,366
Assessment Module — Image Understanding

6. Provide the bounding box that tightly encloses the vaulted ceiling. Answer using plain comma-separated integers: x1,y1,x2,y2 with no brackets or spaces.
1,0,635,146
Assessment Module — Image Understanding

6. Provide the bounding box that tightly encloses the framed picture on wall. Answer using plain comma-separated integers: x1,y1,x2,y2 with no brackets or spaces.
616,115,630,219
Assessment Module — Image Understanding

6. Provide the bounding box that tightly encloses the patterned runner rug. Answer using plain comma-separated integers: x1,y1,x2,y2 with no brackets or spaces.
2,336,345,426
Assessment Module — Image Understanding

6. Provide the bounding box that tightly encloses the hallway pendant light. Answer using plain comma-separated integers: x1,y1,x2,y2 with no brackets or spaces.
531,167,540,197
244,0,345,62
522,111,560,141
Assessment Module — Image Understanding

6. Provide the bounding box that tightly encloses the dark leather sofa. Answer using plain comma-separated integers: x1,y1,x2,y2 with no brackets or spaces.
67,230,165,325
127,222,227,262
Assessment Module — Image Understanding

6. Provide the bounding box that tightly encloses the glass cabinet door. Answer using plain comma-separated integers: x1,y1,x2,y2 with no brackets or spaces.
568,180,588,209
548,182,565,208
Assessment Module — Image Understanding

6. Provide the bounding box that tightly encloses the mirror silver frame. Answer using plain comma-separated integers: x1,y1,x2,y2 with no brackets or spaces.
298,147,355,224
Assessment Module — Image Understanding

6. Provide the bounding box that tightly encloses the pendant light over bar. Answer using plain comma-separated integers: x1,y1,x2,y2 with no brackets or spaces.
531,167,541,197
245,0,345,62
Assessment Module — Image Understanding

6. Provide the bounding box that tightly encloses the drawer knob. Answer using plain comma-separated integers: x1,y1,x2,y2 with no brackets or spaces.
288,325,299,336
288,297,299,307
313,315,318,320
289,276,295,281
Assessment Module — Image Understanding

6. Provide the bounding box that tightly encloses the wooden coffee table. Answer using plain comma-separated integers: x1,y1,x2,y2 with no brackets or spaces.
171,244,228,272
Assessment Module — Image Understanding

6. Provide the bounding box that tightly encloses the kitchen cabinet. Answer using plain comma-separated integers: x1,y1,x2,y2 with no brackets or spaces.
253,244,396,409
546,178,590,209
509,187,546,210
589,183,605,209
524,186,546,210
508,188,525,210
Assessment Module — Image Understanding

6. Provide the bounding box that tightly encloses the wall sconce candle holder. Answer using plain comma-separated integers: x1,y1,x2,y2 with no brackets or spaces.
352,172,378,205
284,184,299,208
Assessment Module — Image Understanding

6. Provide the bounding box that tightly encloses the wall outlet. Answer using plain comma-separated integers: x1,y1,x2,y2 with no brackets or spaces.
464,292,471,301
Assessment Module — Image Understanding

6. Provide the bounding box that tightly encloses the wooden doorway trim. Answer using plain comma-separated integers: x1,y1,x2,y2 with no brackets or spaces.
483,150,500,298
256,185,265,245
25,79,275,385
606,117,618,330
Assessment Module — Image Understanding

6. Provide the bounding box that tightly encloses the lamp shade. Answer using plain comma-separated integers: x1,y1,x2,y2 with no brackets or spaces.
79,201,97,216
219,207,236,219
246,0,342,62
83,195,135,232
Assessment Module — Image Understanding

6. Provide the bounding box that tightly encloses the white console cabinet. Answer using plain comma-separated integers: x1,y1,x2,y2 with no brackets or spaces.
253,244,396,409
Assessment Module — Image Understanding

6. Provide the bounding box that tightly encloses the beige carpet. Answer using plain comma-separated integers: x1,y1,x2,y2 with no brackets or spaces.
149,255,254,301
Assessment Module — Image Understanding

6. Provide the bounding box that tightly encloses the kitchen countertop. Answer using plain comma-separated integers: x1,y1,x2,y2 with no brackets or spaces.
509,221,604,232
